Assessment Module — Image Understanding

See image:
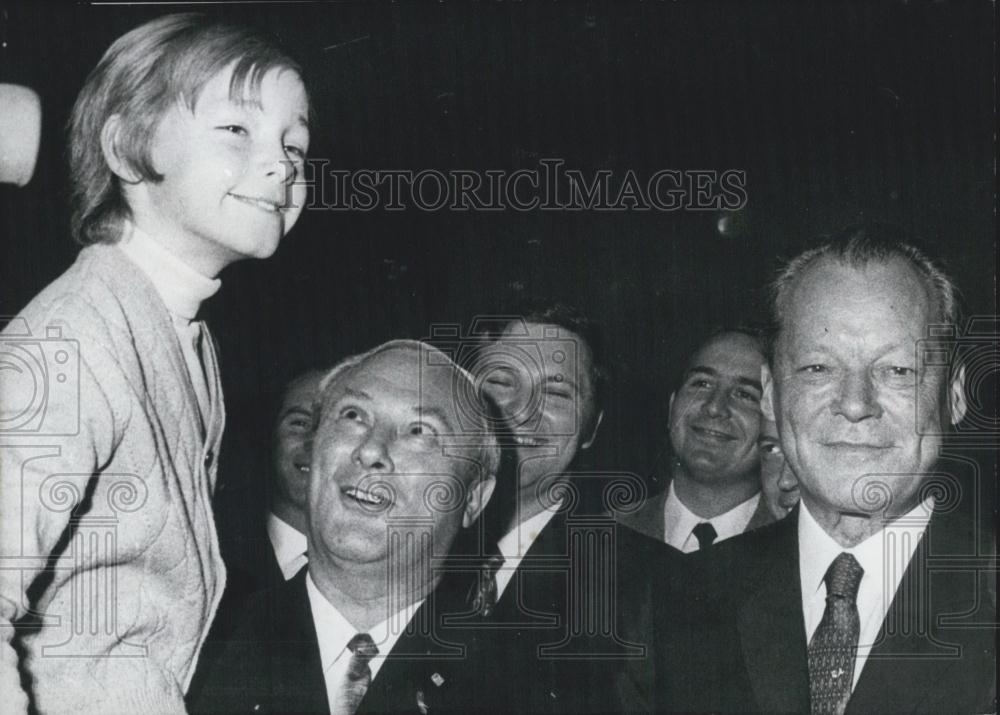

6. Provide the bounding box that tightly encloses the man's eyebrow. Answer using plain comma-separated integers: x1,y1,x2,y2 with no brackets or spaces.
687,366,719,379
413,405,454,430
338,388,371,401
544,375,577,391
737,376,763,391
279,405,312,420
687,366,762,392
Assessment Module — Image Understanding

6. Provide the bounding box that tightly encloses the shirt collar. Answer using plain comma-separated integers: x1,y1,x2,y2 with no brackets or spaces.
305,571,424,675
306,571,355,669
266,512,308,578
497,502,561,561
118,222,221,321
798,497,935,597
663,480,761,547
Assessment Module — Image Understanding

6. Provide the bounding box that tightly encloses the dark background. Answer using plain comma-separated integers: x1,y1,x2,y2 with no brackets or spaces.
1,1,995,527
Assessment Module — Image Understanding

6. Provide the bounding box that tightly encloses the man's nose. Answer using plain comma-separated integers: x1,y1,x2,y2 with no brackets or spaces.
777,461,798,491
352,427,394,472
832,370,883,422
702,388,731,419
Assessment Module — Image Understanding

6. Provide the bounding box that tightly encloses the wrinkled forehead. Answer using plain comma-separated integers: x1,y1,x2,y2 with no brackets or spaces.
776,257,933,357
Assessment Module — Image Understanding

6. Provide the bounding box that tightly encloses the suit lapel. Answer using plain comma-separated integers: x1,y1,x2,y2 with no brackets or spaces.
736,513,811,714
267,573,329,713
744,495,777,533
491,513,567,626
357,571,473,715
618,488,668,542
846,510,977,714
482,513,581,711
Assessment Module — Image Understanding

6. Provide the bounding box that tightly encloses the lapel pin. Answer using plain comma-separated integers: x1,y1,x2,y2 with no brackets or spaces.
431,672,445,687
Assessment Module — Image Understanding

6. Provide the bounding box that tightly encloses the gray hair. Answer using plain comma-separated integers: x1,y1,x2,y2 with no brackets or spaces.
316,339,500,482
770,223,960,358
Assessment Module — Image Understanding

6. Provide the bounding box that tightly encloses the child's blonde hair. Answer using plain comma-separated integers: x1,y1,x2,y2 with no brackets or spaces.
68,13,309,246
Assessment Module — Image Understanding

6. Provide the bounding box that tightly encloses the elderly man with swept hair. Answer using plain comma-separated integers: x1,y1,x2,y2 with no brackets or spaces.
660,224,996,714
189,340,500,714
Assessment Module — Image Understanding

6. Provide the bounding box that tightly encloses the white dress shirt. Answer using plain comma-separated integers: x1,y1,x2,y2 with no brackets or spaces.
266,512,308,580
118,223,220,428
306,572,424,714
663,481,761,552
495,504,561,597
798,497,933,689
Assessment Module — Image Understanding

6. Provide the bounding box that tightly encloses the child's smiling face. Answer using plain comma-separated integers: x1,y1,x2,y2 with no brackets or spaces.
132,62,310,275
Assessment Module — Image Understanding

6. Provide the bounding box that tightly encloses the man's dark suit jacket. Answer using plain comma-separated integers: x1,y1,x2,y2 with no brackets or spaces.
207,514,292,641
658,505,996,714
187,568,493,714
617,484,775,544
220,510,291,593
456,510,682,714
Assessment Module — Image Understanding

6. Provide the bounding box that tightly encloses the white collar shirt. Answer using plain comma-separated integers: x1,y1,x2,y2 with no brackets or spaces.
663,480,761,552
494,504,561,597
798,497,933,689
306,572,424,714
266,512,308,580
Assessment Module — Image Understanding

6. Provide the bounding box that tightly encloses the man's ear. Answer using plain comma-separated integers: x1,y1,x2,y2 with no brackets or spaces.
761,363,776,422
100,115,140,183
948,362,968,426
580,409,605,451
462,474,497,528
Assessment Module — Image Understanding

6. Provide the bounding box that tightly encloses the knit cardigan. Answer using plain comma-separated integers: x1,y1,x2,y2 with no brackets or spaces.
0,244,226,714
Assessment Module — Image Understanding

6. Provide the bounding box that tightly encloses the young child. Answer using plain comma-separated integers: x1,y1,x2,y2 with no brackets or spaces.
0,13,311,713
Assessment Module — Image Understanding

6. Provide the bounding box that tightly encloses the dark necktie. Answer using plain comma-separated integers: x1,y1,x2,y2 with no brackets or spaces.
808,552,865,715
468,553,505,617
692,522,717,550
332,633,379,715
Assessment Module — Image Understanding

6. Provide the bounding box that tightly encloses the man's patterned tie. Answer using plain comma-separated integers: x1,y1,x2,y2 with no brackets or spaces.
332,633,379,715
469,553,505,617
808,552,865,715
692,522,718,550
